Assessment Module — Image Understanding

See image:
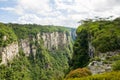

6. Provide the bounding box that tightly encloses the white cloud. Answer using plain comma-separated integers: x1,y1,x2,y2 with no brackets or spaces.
1,0,120,28
16,0,52,15
0,7,14,11
18,14,41,24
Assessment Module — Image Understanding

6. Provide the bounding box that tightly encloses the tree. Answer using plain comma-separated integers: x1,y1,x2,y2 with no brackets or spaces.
70,28,90,69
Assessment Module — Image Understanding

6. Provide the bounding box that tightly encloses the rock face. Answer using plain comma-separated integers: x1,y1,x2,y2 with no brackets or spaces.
0,31,73,65
0,42,19,65
19,32,71,56
41,32,70,50
88,61,111,74
88,50,120,74
20,39,31,56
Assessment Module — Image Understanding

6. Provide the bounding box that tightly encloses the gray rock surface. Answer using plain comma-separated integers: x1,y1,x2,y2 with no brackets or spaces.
0,42,19,65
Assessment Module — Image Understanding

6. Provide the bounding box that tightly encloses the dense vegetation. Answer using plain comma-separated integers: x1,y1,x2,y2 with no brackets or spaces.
0,23,17,47
67,17,120,80
0,23,73,80
7,23,70,39
0,48,71,80
65,68,91,79
70,17,120,69
66,71,120,80
70,28,90,69
1,16,120,80
77,18,120,53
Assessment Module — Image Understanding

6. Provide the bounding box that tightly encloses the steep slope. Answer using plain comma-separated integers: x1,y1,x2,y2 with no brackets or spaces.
0,23,18,65
71,17,120,69
0,23,75,80
66,17,120,80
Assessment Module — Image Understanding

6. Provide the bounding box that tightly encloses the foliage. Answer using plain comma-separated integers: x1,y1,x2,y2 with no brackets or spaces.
70,28,90,69
7,23,70,39
106,54,120,61
70,17,120,70
0,51,32,80
0,23,17,47
0,40,72,80
112,60,120,71
65,68,92,79
90,56,101,61
77,18,120,53
27,37,73,80
66,71,120,80
90,20,120,53
0,23,73,80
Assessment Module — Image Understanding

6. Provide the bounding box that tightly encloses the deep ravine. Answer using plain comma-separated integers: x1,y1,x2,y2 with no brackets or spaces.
0,23,76,80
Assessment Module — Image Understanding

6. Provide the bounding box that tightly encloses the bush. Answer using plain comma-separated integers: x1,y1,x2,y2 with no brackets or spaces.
94,57,101,61
66,71,120,80
103,60,109,64
0,23,17,47
107,55,120,61
112,60,120,71
65,68,92,79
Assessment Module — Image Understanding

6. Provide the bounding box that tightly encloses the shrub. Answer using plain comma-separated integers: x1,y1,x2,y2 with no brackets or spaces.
112,60,120,71
65,68,92,79
66,71,120,80
103,60,109,64
108,55,120,61
94,57,101,61
0,23,17,47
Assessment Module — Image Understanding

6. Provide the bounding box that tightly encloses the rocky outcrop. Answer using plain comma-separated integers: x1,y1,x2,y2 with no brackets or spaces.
0,42,19,65
19,31,71,55
20,39,31,56
0,31,73,64
88,61,111,74
41,32,70,50
88,50,120,74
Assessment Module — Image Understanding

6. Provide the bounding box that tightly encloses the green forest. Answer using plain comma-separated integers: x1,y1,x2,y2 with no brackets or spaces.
66,17,120,80
1,0,120,80
1,17,120,80
0,23,73,80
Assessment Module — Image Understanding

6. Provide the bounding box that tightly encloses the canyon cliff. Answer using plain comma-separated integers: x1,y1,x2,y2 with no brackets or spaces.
0,23,75,80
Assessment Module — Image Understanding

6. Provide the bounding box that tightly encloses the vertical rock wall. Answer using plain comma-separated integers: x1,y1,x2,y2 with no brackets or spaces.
0,31,72,64
0,42,19,65
38,32,70,50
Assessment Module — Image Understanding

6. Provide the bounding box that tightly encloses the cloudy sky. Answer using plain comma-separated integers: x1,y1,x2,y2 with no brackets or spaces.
0,0,120,28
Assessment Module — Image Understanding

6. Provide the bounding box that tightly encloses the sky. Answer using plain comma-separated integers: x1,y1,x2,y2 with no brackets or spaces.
0,0,120,28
